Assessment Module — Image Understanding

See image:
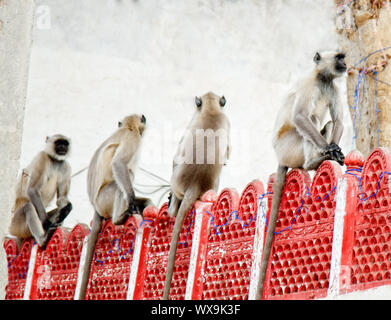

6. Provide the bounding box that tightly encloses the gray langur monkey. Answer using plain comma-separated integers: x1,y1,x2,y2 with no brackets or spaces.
77,114,152,300
255,51,347,299
162,92,231,300
9,135,73,248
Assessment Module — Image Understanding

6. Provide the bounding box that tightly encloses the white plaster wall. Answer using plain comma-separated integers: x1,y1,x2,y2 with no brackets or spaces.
20,0,353,229
0,0,34,299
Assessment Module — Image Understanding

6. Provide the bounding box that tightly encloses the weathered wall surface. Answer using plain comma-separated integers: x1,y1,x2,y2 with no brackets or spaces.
19,0,353,230
335,0,391,157
0,0,34,299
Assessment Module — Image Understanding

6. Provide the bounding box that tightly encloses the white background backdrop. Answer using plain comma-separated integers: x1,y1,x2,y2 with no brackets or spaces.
20,0,353,229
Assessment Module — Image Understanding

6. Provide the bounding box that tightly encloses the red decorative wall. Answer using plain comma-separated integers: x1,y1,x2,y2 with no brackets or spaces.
200,181,264,300
84,217,138,300
29,224,89,300
339,148,391,293
3,238,33,300
4,149,391,300
263,161,342,299
137,203,196,300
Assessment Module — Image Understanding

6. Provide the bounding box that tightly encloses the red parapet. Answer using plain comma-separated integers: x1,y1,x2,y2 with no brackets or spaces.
345,148,391,292
263,161,342,300
4,238,33,300
29,224,89,300
201,186,259,300
238,180,264,229
129,205,159,300
84,217,139,300
12,148,391,300
327,150,365,295
139,202,195,300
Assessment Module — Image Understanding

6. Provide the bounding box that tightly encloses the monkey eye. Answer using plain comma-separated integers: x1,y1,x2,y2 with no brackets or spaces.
118,121,123,128
219,96,226,107
195,96,202,108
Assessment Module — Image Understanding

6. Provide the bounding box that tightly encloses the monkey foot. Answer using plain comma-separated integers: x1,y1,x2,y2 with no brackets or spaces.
37,226,57,249
125,204,144,219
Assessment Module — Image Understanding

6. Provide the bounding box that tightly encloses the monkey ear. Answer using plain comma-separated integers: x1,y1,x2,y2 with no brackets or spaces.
118,121,123,128
313,52,321,64
219,96,226,107
195,96,202,108
45,136,49,143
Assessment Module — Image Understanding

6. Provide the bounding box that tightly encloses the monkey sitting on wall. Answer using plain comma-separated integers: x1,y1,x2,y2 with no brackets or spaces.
255,51,347,299
9,135,73,248
163,92,231,300
76,114,152,300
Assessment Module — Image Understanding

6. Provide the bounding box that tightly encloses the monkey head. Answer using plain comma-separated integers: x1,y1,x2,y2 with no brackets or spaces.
313,51,347,79
195,92,226,114
118,114,146,136
45,134,71,161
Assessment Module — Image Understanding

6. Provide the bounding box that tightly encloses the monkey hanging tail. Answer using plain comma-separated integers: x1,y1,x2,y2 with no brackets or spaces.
255,164,288,300
76,211,103,300
162,188,199,300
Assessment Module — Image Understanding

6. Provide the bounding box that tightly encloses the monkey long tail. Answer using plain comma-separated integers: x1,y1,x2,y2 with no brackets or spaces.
162,189,199,300
76,211,103,300
255,165,288,300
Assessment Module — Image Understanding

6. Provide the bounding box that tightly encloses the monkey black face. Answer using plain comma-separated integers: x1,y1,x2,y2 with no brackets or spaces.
335,53,347,73
55,139,69,156
314,51,347,77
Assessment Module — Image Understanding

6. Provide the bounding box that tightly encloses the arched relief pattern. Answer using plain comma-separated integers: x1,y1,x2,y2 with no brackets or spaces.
140,203,195,300
349,148,391,291
3,238,33,300
85,218,137,300
263,161,342,299
201,183,264,300
30,225,89,300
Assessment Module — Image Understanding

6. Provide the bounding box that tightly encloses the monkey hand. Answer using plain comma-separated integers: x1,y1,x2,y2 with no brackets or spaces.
58,202,73,223
42,219,52,231
321,143,341,156
321,143,345,166
330,149,345,166
43,219,60,232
